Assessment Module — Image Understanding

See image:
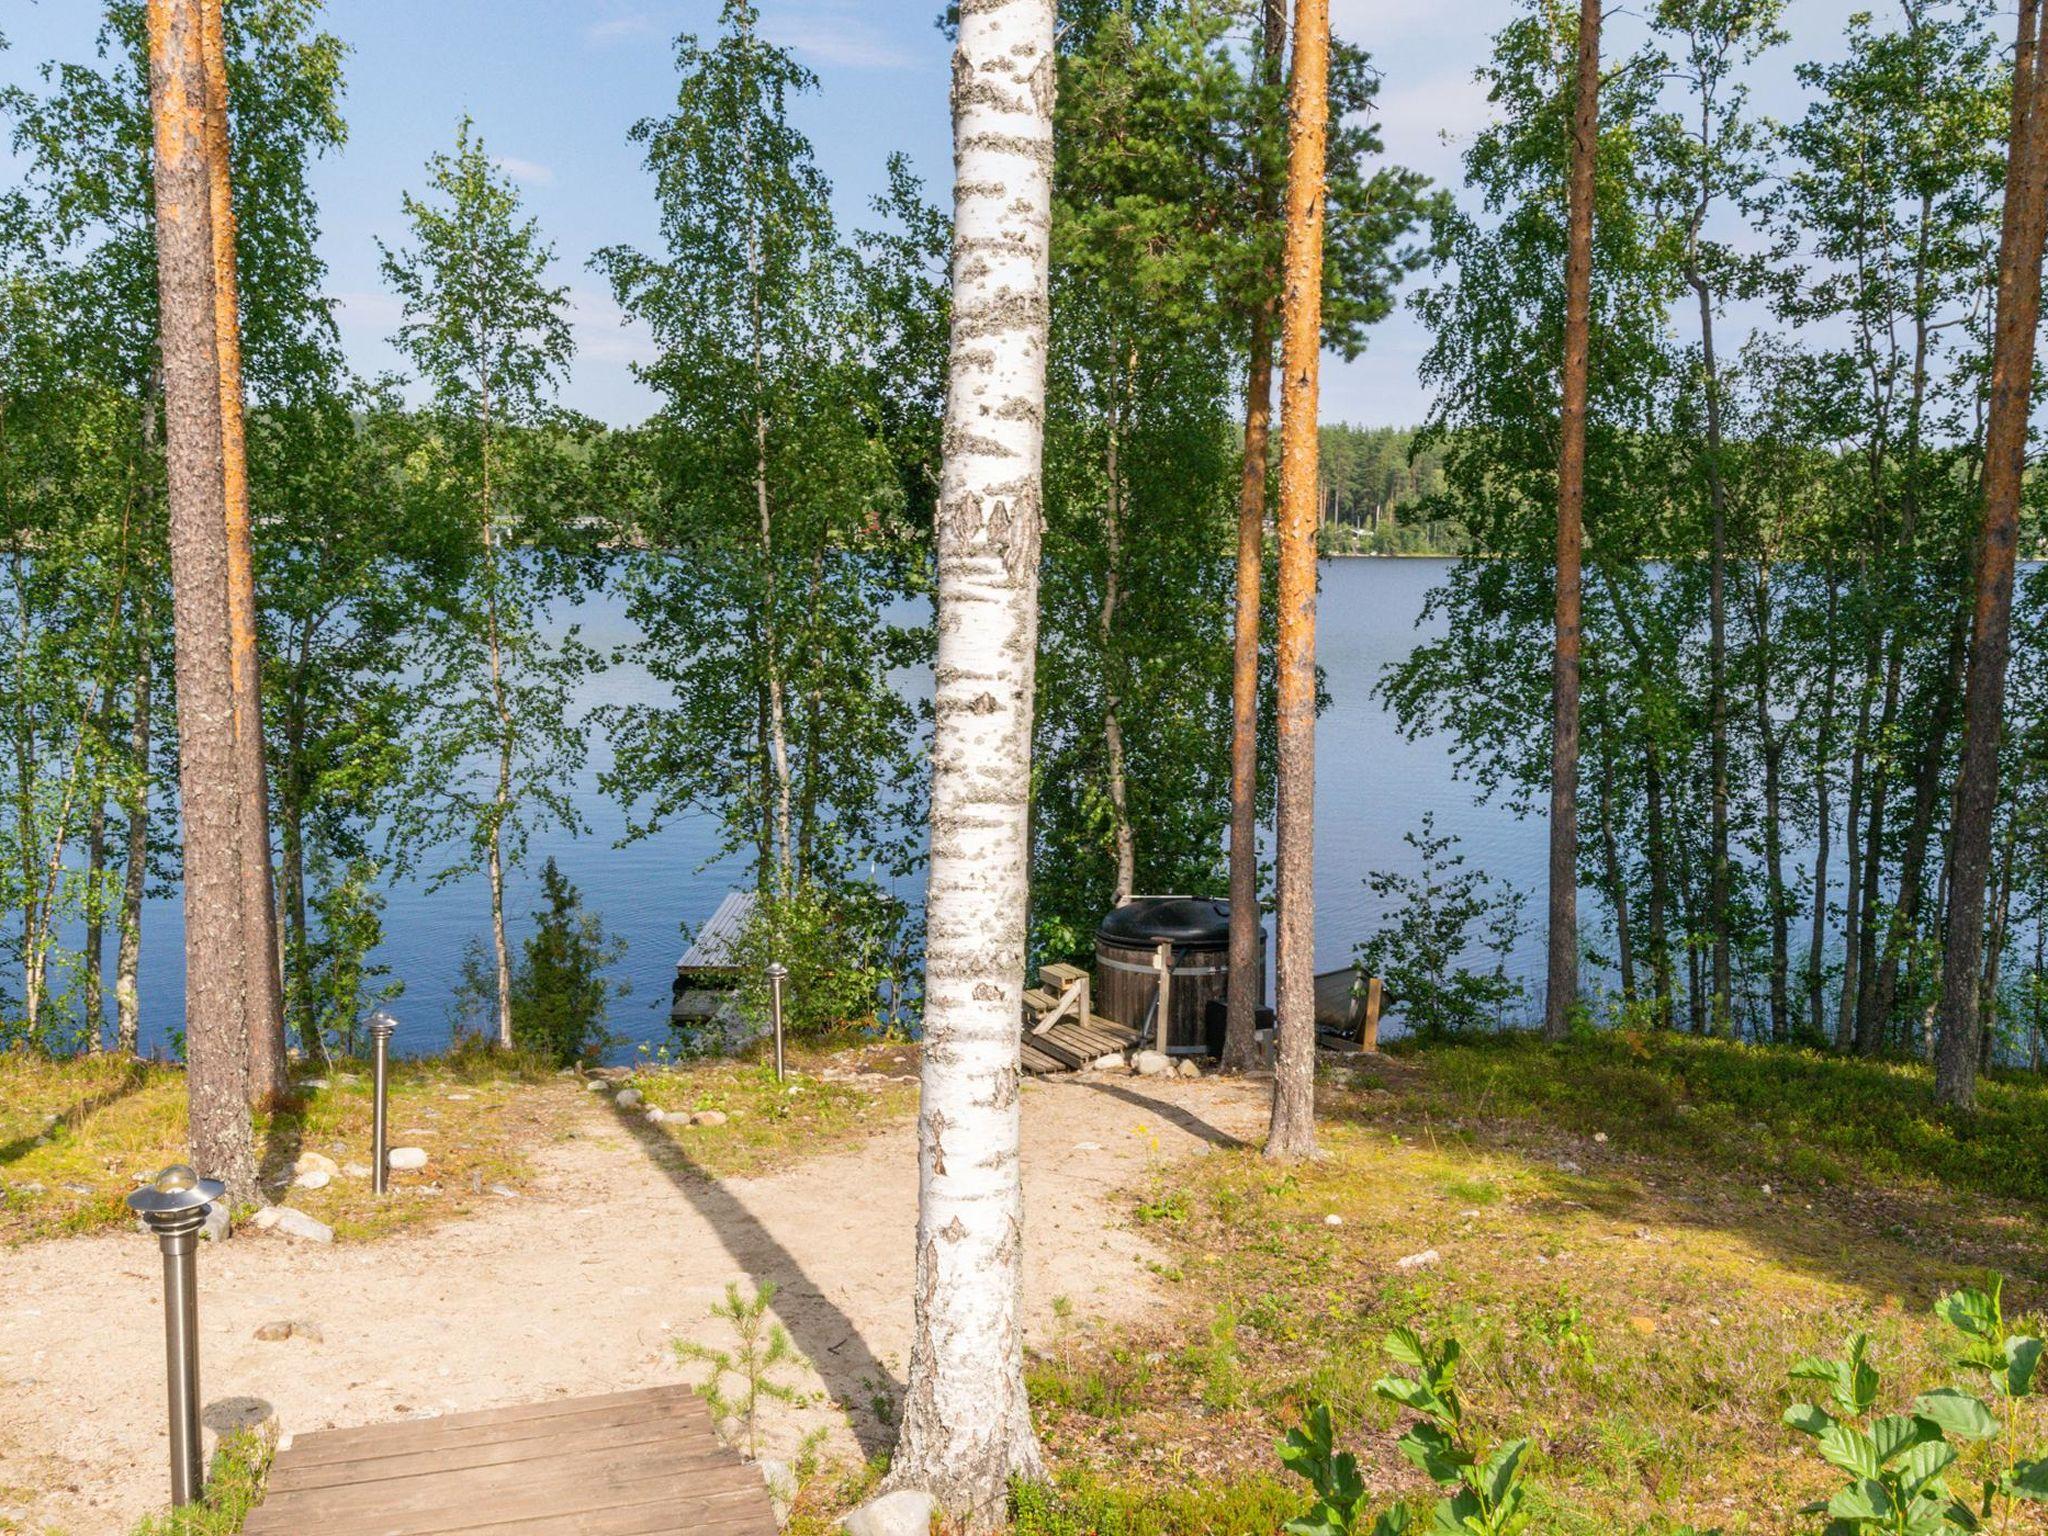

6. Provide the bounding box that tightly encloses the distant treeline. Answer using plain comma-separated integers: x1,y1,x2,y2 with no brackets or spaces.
1316,426,1463,555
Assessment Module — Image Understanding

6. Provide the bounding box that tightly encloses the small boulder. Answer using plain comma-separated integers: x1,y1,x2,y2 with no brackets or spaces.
199,1200,231,1243
1090,1053,1126,1072
294,1151,339,1178
293,1169,332,1191
1176,1058,1202,1079
840,1490,937,1536
267,1207,334,1244
1324,1214,1344,1227
254,1320,294,1342
1131,1050,1172,1077
585,1078,612,1094
386,1147,429,1171
689,1110,728,1128
342,1162,371,1180
645,1107,667,1124
615,1088,644,1110
1395,1248,1440,1271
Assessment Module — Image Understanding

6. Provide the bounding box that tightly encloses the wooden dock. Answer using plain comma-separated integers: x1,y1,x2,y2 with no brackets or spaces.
241,1384,777,1535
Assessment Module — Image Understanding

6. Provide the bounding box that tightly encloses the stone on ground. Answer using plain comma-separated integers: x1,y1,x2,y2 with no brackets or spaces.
840,1490,936,1536
386,1147,429,1171
615,1088,644,1110
262,1207,335,1244
1176,1058,1202,1078
294,1169,332,1191
585,1078,611,1093
1131,1050,1172,1077
294,1151,339,1177
1090,1053,1126,1072
688,1110,728,1127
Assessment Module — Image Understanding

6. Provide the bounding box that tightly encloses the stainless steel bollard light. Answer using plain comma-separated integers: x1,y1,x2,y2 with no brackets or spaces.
368,1010,398,1195
766,963,788,1083
127,1163,225,1508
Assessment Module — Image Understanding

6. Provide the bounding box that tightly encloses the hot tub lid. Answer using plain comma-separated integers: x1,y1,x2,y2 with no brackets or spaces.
1095,896,1234,951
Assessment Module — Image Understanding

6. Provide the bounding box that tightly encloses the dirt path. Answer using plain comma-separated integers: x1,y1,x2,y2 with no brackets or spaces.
1,1071,1267,1534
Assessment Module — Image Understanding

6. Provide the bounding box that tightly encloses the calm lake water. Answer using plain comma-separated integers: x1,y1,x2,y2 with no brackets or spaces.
115,558,1548,1059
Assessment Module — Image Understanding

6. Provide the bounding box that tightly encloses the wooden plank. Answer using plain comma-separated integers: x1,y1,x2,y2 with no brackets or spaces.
1040,962,1086,987
243,1384,777,1536
1020,1042,1063,1075
276,1395,703,1469
246,1457,761,1534
267,1417,721,1495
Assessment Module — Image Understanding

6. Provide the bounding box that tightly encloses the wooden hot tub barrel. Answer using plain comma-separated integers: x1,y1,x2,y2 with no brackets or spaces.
1093,897,1260,1056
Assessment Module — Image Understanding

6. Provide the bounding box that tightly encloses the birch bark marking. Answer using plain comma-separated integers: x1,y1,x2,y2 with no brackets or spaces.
1545,0,1602,1041
145,0,257,1200
199,0,287,1102
1267,0,1331,1161
886,0,1052,1520
1935,0,2048,1107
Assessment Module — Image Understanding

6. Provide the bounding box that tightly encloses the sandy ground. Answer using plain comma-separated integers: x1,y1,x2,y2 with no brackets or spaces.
0,1071,1267,1535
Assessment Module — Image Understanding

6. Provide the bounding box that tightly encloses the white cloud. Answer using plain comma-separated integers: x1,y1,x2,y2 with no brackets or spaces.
585,14,654,45
567,287,658,369
492,154,557,187
760,4,917,71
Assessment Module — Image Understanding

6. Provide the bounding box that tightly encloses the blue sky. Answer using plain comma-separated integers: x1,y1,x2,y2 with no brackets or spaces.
5,0,1888,427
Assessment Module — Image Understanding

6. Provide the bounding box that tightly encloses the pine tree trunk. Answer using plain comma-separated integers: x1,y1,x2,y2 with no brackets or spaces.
1545,0,1602,1040
886,0,1053,1517
1936,0,2048,1107
1223,0,1286,1073
144,0,256,1199
1268,0,1333,1160
199,0,286,1099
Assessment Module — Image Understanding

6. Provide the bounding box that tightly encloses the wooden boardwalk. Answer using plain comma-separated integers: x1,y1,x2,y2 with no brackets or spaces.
242,1384,778,1535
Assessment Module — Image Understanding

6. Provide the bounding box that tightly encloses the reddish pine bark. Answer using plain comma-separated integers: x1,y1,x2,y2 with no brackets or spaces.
145,0,257,1200
1934,0,2048,1107
1268,0,1330,1161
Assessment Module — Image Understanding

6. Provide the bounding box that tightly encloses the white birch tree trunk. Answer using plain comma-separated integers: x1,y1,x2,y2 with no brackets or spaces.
886,0,1054,1521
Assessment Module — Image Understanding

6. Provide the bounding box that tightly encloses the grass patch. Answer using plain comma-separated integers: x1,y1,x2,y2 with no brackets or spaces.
1019,1035,2048,1532
0,1045,572,1244
127,1427,273,1535
621,1038,919,1179
1011,1467,1307,1534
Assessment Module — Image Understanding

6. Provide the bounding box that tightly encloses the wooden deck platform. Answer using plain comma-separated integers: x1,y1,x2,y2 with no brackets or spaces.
1020,1012,1140,1074
241,1384,777,1535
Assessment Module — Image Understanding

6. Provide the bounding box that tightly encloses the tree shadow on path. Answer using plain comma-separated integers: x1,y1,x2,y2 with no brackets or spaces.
1072,1075,1251,1150
599,1096,899,1458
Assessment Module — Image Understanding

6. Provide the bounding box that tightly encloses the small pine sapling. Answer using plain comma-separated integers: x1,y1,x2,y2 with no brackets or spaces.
674,1280,813,1459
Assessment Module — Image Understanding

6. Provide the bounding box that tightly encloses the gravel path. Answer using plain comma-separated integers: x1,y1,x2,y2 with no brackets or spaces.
1,1071,1266,1534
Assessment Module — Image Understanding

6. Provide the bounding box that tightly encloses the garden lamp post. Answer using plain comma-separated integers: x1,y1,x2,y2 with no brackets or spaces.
368,1010,398,1195
127,1163,225,1508
766,962,788,1082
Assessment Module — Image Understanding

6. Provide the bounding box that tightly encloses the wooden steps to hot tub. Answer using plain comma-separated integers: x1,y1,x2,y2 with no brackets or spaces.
1020,962,1136,1074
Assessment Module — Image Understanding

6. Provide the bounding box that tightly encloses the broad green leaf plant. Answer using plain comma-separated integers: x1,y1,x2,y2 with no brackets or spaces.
1278,1328,1536,1536
1784,1280,2048,1533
